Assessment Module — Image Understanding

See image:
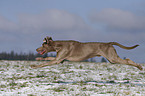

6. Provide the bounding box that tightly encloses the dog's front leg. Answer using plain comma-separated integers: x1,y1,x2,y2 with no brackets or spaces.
31,49,69,69
35,57,44,60
35,57,56,61
44,57,56,60
31,59,62,68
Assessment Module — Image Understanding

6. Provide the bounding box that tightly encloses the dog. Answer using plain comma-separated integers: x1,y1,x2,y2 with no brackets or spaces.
31,36,143,70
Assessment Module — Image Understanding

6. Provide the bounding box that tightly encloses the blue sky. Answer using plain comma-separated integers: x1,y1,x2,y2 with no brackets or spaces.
0,0,145,63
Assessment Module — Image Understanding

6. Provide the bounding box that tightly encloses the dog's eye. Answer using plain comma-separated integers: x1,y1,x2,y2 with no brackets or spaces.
43,42,47,44
44,42,47,44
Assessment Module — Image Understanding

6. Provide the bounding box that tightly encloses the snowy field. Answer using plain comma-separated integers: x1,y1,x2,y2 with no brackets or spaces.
0,60,145,96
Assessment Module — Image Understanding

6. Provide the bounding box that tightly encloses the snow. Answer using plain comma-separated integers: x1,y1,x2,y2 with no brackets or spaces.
0,60,145,96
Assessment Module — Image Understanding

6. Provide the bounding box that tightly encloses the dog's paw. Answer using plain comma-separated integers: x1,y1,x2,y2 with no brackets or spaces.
35,57,44,61
30,65,39,69
137,64,143,71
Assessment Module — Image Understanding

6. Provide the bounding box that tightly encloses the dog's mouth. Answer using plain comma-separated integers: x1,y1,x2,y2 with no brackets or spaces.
38,50,46,55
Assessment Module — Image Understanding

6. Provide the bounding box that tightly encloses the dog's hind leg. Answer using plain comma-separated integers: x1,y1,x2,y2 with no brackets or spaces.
107,57,142,70
101,46,143,70
124,58,143,70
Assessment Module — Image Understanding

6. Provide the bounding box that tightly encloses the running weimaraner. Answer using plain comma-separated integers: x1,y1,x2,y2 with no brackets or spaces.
31,36,143,70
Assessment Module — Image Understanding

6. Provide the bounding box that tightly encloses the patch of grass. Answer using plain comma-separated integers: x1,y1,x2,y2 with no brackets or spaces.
131,73,135,75
101,77,107,80
78,81,88,86
36,74,45,78
124,91,131,95
20,66,25,69
27,94,37,96
21,69,25,71
136,91,140,94
14,65,19,67
0,84,7,88
107,80,115,83
53,88,65,92
99,92,106,94
17,92,21,94
82,87,87,91
28,73,34,75
52,75,62,80
8,80,29,90
9,81,18,86
47,71,58,74
5,75,28,81
47,86,66,92
62,70,74,74
70,88,74,91
139,72,145,75
94,84,106,87
108,75,118,80
106,91,114,93
20,82,28,88
79,65,83,69
0,69,5,71
123,78,130,80
107,68,112,71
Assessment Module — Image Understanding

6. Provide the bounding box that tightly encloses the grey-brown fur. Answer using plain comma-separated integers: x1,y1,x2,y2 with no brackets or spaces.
31,36,143,70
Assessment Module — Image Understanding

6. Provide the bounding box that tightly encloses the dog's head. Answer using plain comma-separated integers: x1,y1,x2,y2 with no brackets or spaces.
36,36,55,55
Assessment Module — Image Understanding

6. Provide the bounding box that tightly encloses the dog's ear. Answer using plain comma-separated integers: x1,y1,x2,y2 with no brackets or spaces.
43,38,47,43
43,36,53,45
49,37,53,41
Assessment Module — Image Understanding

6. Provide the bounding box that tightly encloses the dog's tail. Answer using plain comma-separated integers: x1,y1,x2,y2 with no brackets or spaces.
109,42,139,50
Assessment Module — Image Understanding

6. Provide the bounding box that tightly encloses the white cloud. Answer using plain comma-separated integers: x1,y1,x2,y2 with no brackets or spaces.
18,9,91,33
89,8,145,32
0,8,145,48
0,9,91,35
0,9,95,52
0,16,18,32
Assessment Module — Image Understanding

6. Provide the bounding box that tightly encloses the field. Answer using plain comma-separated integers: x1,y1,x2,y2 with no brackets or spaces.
0,60,145,96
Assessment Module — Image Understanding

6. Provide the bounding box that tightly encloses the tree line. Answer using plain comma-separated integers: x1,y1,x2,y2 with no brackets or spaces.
0,51,50,60
0,51,107,62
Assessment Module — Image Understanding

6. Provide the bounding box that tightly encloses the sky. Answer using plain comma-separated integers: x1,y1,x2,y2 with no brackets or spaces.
0,0,145,63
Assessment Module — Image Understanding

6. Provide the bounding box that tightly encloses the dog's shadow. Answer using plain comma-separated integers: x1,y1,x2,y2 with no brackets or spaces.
43,80,144,86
